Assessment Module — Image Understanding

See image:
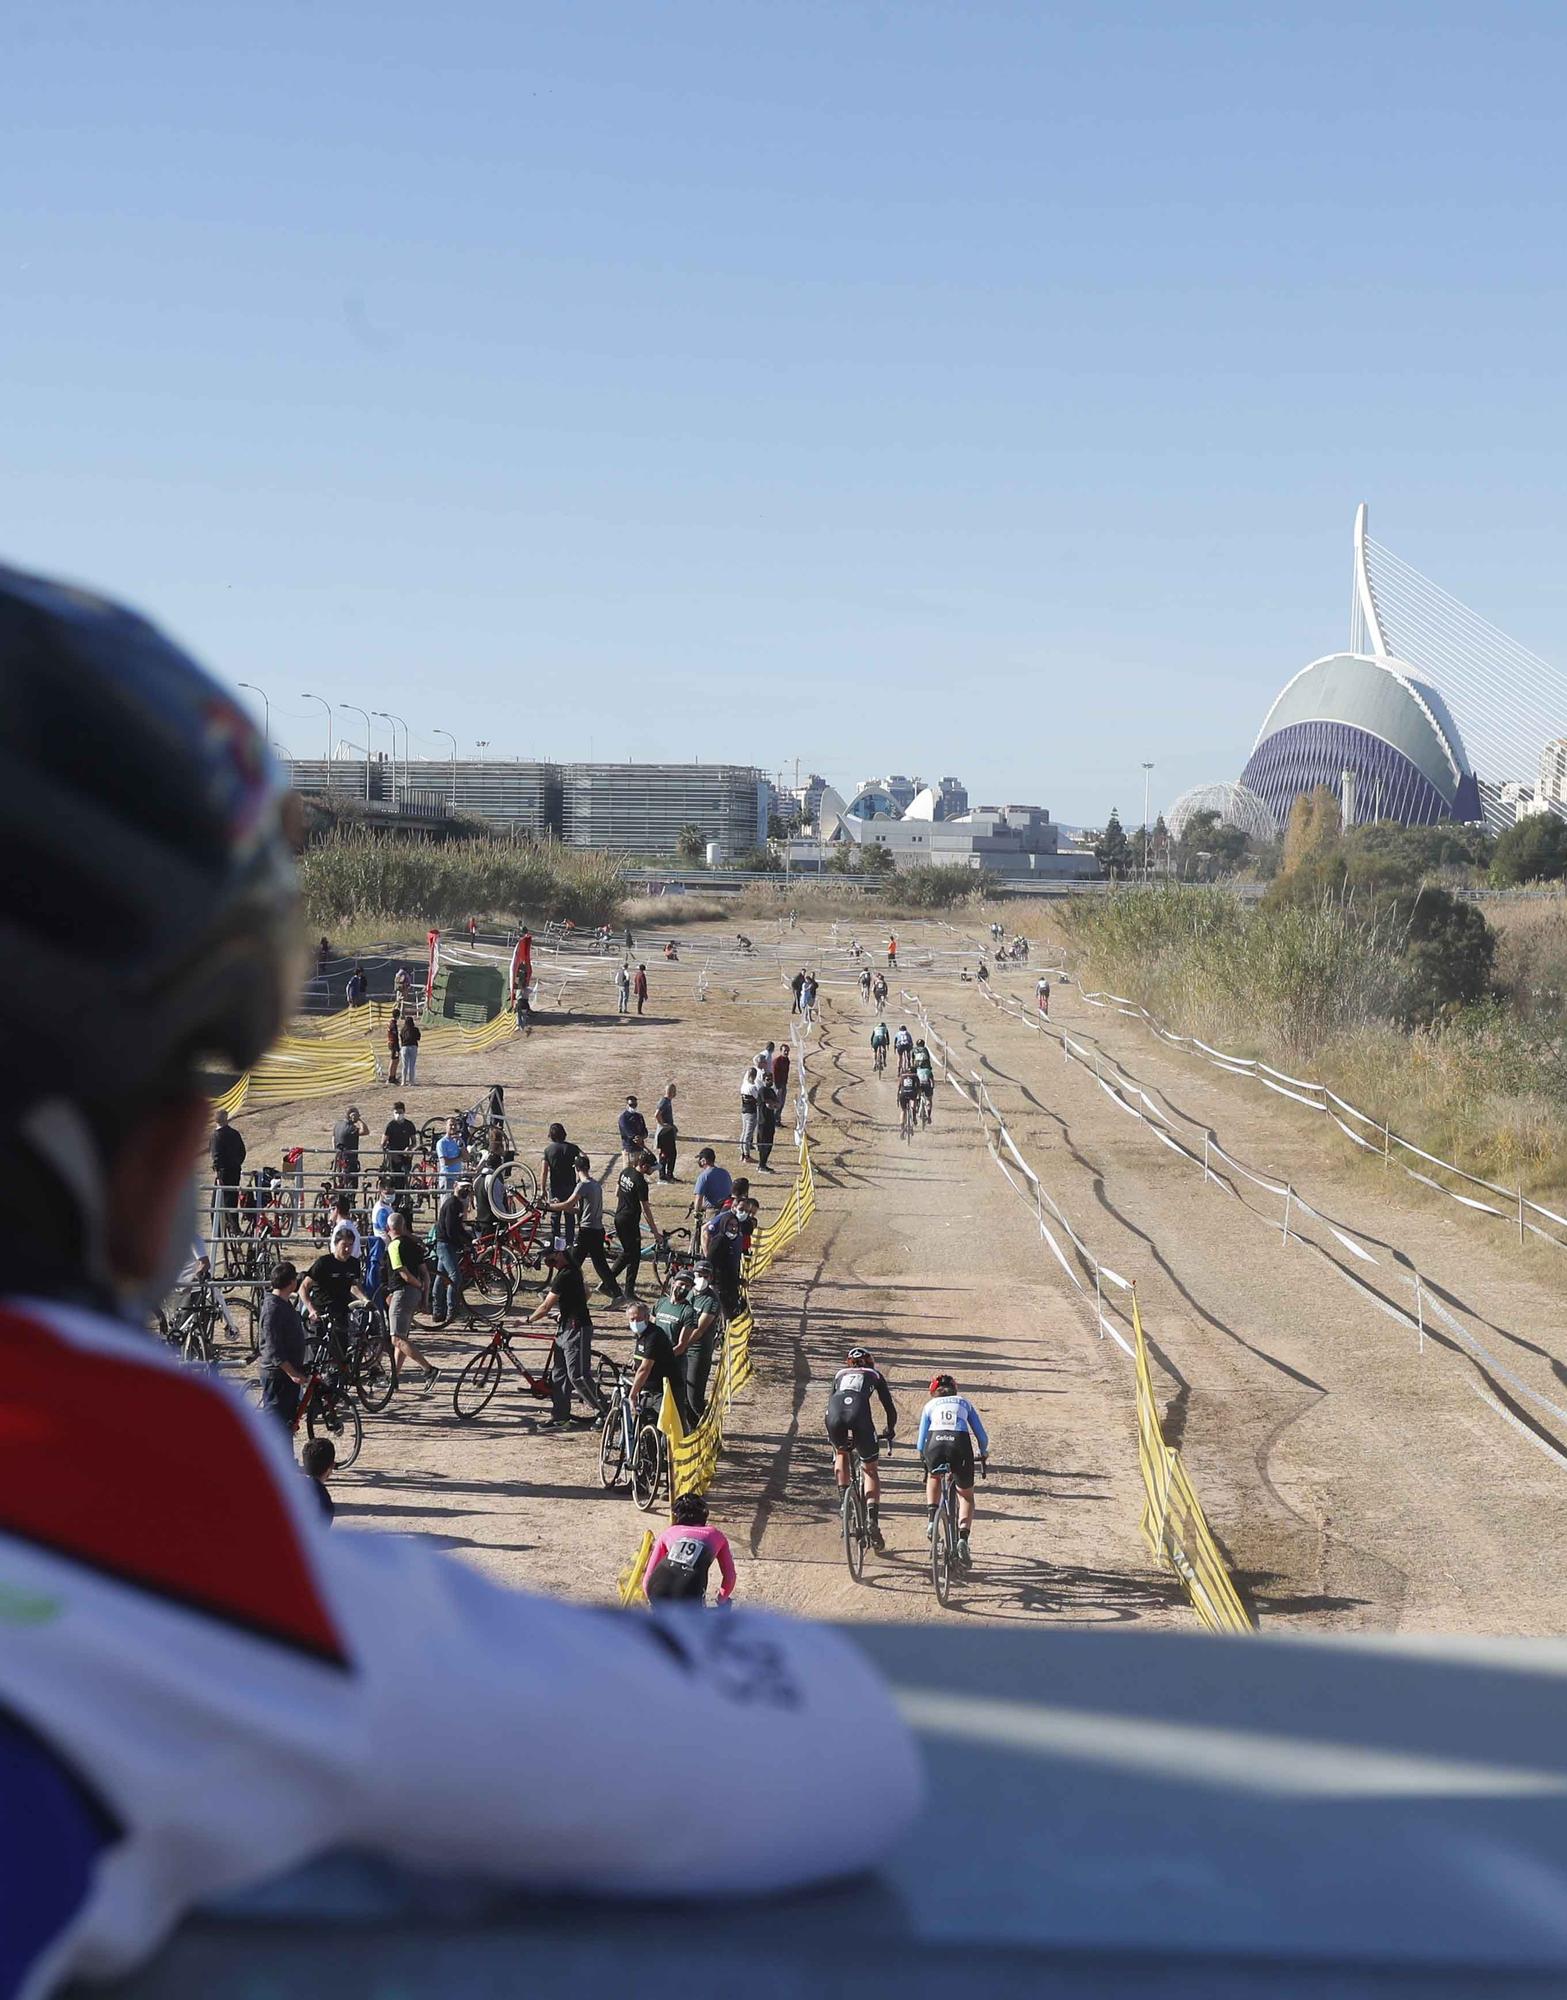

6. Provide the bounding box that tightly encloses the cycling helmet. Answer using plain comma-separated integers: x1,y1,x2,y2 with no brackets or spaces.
670,1492,710,1527
1,561,299,1127
847,1345,874,1366
930,1373,956,1396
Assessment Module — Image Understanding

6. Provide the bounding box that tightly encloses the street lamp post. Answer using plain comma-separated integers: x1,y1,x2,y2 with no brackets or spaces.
237,681,271,748
373,711,400,806
302,693,334,794
434,728,458,809
341,704,373,802
1141,761,1154,881
385,714,411,800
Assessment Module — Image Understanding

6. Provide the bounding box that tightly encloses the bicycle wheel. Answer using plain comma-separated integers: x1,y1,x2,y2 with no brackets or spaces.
307,1392,363,1472
842,1482,865,1581
630,1425,663,1511
599,1400,628,1488
933,1495,953,1607
508,1163,539,1206
355,1324,399,1412
180,1318,217,1369
594,1353,621,1404
649,1236,672,1290
452,1343,505,1420
468,1254,516,1321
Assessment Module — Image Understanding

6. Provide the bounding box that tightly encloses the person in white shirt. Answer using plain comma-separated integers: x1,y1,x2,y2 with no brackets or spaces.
740,1065,761,1160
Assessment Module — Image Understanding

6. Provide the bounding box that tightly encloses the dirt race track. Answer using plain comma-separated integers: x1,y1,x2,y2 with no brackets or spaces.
230,917,1567,1634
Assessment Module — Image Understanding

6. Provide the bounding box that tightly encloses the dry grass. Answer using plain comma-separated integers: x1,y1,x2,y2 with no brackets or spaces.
1063,888,1567,1201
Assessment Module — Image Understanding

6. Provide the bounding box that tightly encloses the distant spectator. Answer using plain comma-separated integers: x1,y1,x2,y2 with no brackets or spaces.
615,962,632,1015
346,964,368,1008
258,1263,309,1434
618,1095,648,1159
301,1437,336,1522
789,969,805,1014
385,1007,401,1084
690,1149,732,1230
381,1101,417,1190
654,1081,678,1182
633,963,649,1016
436,1114,465,1193
210,1108,246,1234
756,1077,781,1172
398,1008,422,1085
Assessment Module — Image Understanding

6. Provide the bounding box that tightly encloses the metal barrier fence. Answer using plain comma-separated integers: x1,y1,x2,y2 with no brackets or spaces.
982,982,1567,1477
1079,988,1567,1256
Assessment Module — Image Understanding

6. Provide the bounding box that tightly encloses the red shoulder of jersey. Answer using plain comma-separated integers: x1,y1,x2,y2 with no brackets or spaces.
0,1304,349,1670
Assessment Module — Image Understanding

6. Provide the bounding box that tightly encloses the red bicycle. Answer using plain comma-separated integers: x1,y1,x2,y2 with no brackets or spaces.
451,1320,618,1421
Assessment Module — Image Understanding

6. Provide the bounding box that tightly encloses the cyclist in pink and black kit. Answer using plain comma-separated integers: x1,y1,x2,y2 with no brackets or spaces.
644,1493,737,1606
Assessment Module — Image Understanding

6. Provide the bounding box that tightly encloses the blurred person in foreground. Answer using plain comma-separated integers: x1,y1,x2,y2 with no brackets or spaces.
0,561,920,2000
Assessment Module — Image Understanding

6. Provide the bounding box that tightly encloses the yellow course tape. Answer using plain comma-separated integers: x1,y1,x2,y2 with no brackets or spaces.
619,1134,815,1599
1132,1290,1252,1634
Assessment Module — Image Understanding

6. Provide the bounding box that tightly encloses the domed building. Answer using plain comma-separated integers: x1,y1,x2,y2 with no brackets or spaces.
1240,652,1481,830
1166,781,1278,845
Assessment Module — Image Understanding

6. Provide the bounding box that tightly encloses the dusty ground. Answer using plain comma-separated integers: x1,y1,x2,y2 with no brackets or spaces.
223,917,1567,1633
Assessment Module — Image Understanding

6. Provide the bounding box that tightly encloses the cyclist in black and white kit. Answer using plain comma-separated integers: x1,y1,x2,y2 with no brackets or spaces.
825,1346,898,1553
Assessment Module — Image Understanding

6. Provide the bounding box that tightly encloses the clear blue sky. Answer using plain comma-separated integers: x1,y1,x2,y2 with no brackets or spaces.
7,0,1567,826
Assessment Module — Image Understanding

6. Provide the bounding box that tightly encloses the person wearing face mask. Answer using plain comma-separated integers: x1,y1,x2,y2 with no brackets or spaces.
0,560,920,1998
627,1294,693,1433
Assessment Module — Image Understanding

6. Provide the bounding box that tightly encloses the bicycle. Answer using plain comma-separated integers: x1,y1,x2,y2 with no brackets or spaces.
452,1321,618,1422
598,1367,640,1489
929,1454,985,1607
841,1437,890,1581
872,1041,887,1074
293,1345,364,1470
156,1273,224,1368
433,1236,517,1331
342,1302,398,1412
917,1077,935,1127
898,1090,917,1143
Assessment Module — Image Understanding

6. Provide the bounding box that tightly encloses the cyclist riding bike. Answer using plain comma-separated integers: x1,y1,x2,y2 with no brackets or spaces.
824,1347,897,1553
643,1492,737,1606
896,1067,920,1137
870,1020,890,1072
892,1023,914,1073
0,559,918,1998
913,1041,936,1118
917,1373,990,1568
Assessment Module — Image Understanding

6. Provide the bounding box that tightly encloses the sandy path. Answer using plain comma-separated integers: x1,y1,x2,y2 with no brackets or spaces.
906,930,1567,1634
225,923,1177,1626
220,914,1567,1635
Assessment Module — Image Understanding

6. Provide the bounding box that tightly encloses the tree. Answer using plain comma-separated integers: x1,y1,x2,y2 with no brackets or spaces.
1490,813,1567,887
1281,785,1342,878
1095,808,1131,880
1390,885,1497,1020
676,823,706,863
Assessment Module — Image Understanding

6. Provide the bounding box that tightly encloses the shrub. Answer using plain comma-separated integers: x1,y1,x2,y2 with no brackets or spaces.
299,828,622,930
1491,814,1567,887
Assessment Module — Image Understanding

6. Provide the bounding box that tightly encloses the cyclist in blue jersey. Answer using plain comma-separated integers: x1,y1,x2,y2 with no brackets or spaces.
916,1373,990,1568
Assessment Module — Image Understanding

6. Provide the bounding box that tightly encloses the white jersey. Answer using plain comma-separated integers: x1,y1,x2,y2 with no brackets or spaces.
0,1295,922,1999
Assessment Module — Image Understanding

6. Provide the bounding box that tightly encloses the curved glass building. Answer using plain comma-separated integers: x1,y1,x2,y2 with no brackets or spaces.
1241,652,1482,829
1166,781,1278,845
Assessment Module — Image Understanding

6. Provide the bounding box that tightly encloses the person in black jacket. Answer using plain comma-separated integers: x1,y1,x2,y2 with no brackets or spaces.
210,1108,246,1238
431,1181,471,1326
